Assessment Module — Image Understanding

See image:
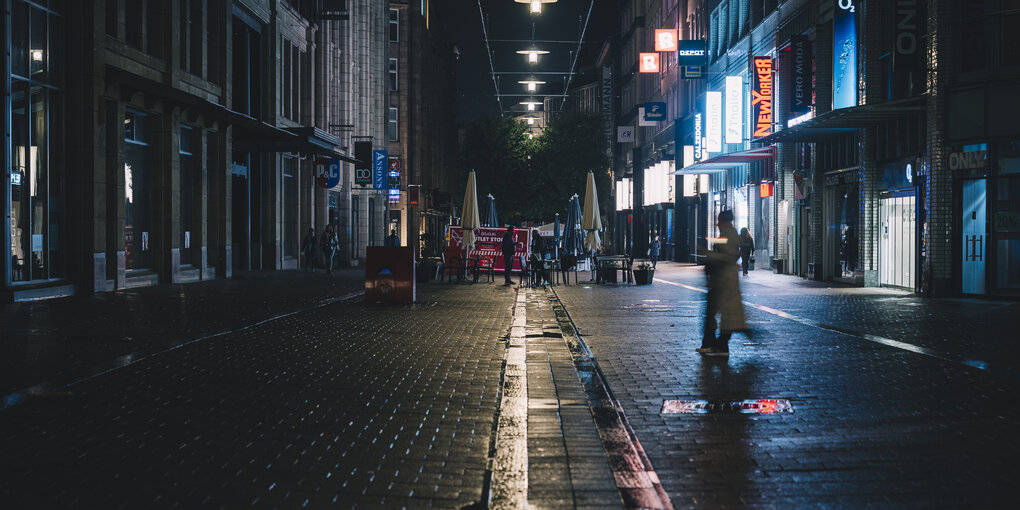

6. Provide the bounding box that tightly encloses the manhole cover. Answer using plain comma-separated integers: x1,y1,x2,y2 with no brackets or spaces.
660,399,792,414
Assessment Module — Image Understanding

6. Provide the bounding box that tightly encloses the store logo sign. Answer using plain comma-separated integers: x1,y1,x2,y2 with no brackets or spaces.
654,29,678,52
751,57,773,138
948,150,987,171
677,40,707,67
693,113,703,160
639,53,660,73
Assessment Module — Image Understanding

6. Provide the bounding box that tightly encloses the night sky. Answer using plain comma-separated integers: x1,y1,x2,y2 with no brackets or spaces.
436,0,617,124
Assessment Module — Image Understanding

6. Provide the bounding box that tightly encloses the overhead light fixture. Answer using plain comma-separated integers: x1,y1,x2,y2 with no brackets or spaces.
518,78,546,92
523,116,538,125
31,50,43,62
520,100,542,112
516,48,549,64
515,0,557,14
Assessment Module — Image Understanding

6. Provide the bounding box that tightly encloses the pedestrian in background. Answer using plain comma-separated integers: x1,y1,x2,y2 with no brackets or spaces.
697,210,747,357
321,224,339,275
301,227,317,272
649,235,661,269
501,225,516,286
739,227,754,276
385,229,400,247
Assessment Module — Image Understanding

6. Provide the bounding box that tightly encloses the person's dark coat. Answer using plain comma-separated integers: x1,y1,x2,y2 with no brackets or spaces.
705,224,746,331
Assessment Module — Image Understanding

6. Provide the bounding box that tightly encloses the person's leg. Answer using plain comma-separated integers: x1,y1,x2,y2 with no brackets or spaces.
708,329,732,356
700,291,718,351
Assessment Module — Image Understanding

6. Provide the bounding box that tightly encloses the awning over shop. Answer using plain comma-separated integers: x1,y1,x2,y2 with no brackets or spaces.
753,96,924,144
671,147,775,175
106,66,360,164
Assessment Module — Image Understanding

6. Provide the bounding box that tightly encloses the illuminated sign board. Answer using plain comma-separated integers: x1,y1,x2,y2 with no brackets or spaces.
751,56,773,138
654,29,678,52
789,35,813,115
676,40,707,67
644,102,666,121
354,141,372,185
639,53,660,73
372,150,388,190
408,186,419,206
833,0,858,109
683,145,694,168
693,113,703,160
706,91,722,153
760,182,774,198
725,76,743,144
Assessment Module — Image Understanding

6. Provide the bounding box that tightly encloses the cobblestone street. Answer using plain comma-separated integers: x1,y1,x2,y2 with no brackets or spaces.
1,265,1017,508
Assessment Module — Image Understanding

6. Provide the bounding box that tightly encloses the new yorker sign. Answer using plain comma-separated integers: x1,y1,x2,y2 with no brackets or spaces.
751,56,774,138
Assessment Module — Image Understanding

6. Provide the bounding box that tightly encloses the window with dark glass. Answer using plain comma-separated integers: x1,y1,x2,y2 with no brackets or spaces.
282,156,299,258
389,107,399,141
179,126,197,267
182,0,205,75
389,9,399,42
10,1,64,283
283,39,293,119
124,110,154,271
231,14,262,117
389,58,398,91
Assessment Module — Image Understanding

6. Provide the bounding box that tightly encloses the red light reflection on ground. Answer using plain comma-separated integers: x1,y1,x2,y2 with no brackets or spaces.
661,399,792,414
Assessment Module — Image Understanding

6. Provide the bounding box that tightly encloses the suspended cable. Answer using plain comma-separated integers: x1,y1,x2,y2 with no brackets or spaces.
559,0,594,112
477,0,503,116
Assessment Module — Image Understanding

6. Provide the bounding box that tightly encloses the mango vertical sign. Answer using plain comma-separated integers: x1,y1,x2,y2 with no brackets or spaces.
751,56,773,139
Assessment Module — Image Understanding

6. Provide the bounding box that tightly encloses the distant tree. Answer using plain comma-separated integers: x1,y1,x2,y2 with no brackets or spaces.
459,112,610,226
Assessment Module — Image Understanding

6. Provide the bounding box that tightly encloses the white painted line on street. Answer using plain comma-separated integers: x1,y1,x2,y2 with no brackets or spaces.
489,291,529,509
653,278,991,372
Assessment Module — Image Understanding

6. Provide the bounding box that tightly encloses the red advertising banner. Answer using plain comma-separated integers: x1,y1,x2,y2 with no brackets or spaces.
446,226,531,273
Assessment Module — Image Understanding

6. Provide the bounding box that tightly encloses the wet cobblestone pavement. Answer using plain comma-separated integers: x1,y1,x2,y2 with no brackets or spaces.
1,265,1017,508
553,263,1018,507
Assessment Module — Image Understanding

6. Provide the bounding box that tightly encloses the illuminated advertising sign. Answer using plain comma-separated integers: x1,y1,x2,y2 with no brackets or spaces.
725,76,743,144
833,0,858,109
354,141,372,185
693,113,703,160
654,29,678,52
639,53,660,73
789,35,813,115
759,182,774,198
683,145,694,168
706,91,722,153
644,102,666,121
892,0,925,98
372,150,387,190
676,40,707,67
751,56,773,138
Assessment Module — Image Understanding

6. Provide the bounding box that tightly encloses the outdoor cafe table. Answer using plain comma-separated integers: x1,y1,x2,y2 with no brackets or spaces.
595,255,633,284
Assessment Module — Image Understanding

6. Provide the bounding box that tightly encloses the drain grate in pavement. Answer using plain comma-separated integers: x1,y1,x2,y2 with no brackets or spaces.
661,399,793,414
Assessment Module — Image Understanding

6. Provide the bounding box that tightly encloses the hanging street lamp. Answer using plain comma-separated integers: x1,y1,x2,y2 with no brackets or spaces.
515,0,557,14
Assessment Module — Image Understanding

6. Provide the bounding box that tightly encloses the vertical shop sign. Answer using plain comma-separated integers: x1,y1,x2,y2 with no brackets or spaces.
892,0,925,98
706,91,722,153
693,113,704,160
602,67,613,159
725,76,743,144
833,0,858,109
372,150,388,190
354,141,372,185
751,56,774,138
789,36,813,115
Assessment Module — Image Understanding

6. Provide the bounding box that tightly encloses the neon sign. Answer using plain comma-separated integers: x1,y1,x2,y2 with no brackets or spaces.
639,53,660,73
654,29,677,52
751,56,773,138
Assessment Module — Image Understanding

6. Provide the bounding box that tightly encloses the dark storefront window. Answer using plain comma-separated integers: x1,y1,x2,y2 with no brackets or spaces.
10,1,64,283
180,126,197,267
282,156,298,258
125,110,154,271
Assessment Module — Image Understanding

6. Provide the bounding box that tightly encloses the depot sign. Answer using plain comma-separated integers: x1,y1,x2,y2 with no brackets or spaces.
751,56,773,138
676,40,707,67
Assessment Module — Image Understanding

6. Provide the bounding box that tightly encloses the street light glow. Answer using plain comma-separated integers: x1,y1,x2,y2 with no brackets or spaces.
520,100,541,111
518,78,546,92
515,0,557,14
516,48,549,65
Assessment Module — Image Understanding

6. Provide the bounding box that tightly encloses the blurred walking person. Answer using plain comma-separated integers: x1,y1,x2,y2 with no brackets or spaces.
649,235,661,269
321,224,339,275
301,227,317,272
697,210,747,357
739,228,754,276
501,225,516,286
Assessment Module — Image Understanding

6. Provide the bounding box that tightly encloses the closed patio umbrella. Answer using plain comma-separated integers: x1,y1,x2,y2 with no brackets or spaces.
461,171,481,250
563,195,583,255
483,194,499,227
581,172,603,253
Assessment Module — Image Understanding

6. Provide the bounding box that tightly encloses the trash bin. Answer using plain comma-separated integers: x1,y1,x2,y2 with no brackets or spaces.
365,247,415,303
773,259,784,274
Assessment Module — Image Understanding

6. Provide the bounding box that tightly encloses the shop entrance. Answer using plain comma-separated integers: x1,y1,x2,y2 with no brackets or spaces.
879,193,916,288
961,179,987,294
